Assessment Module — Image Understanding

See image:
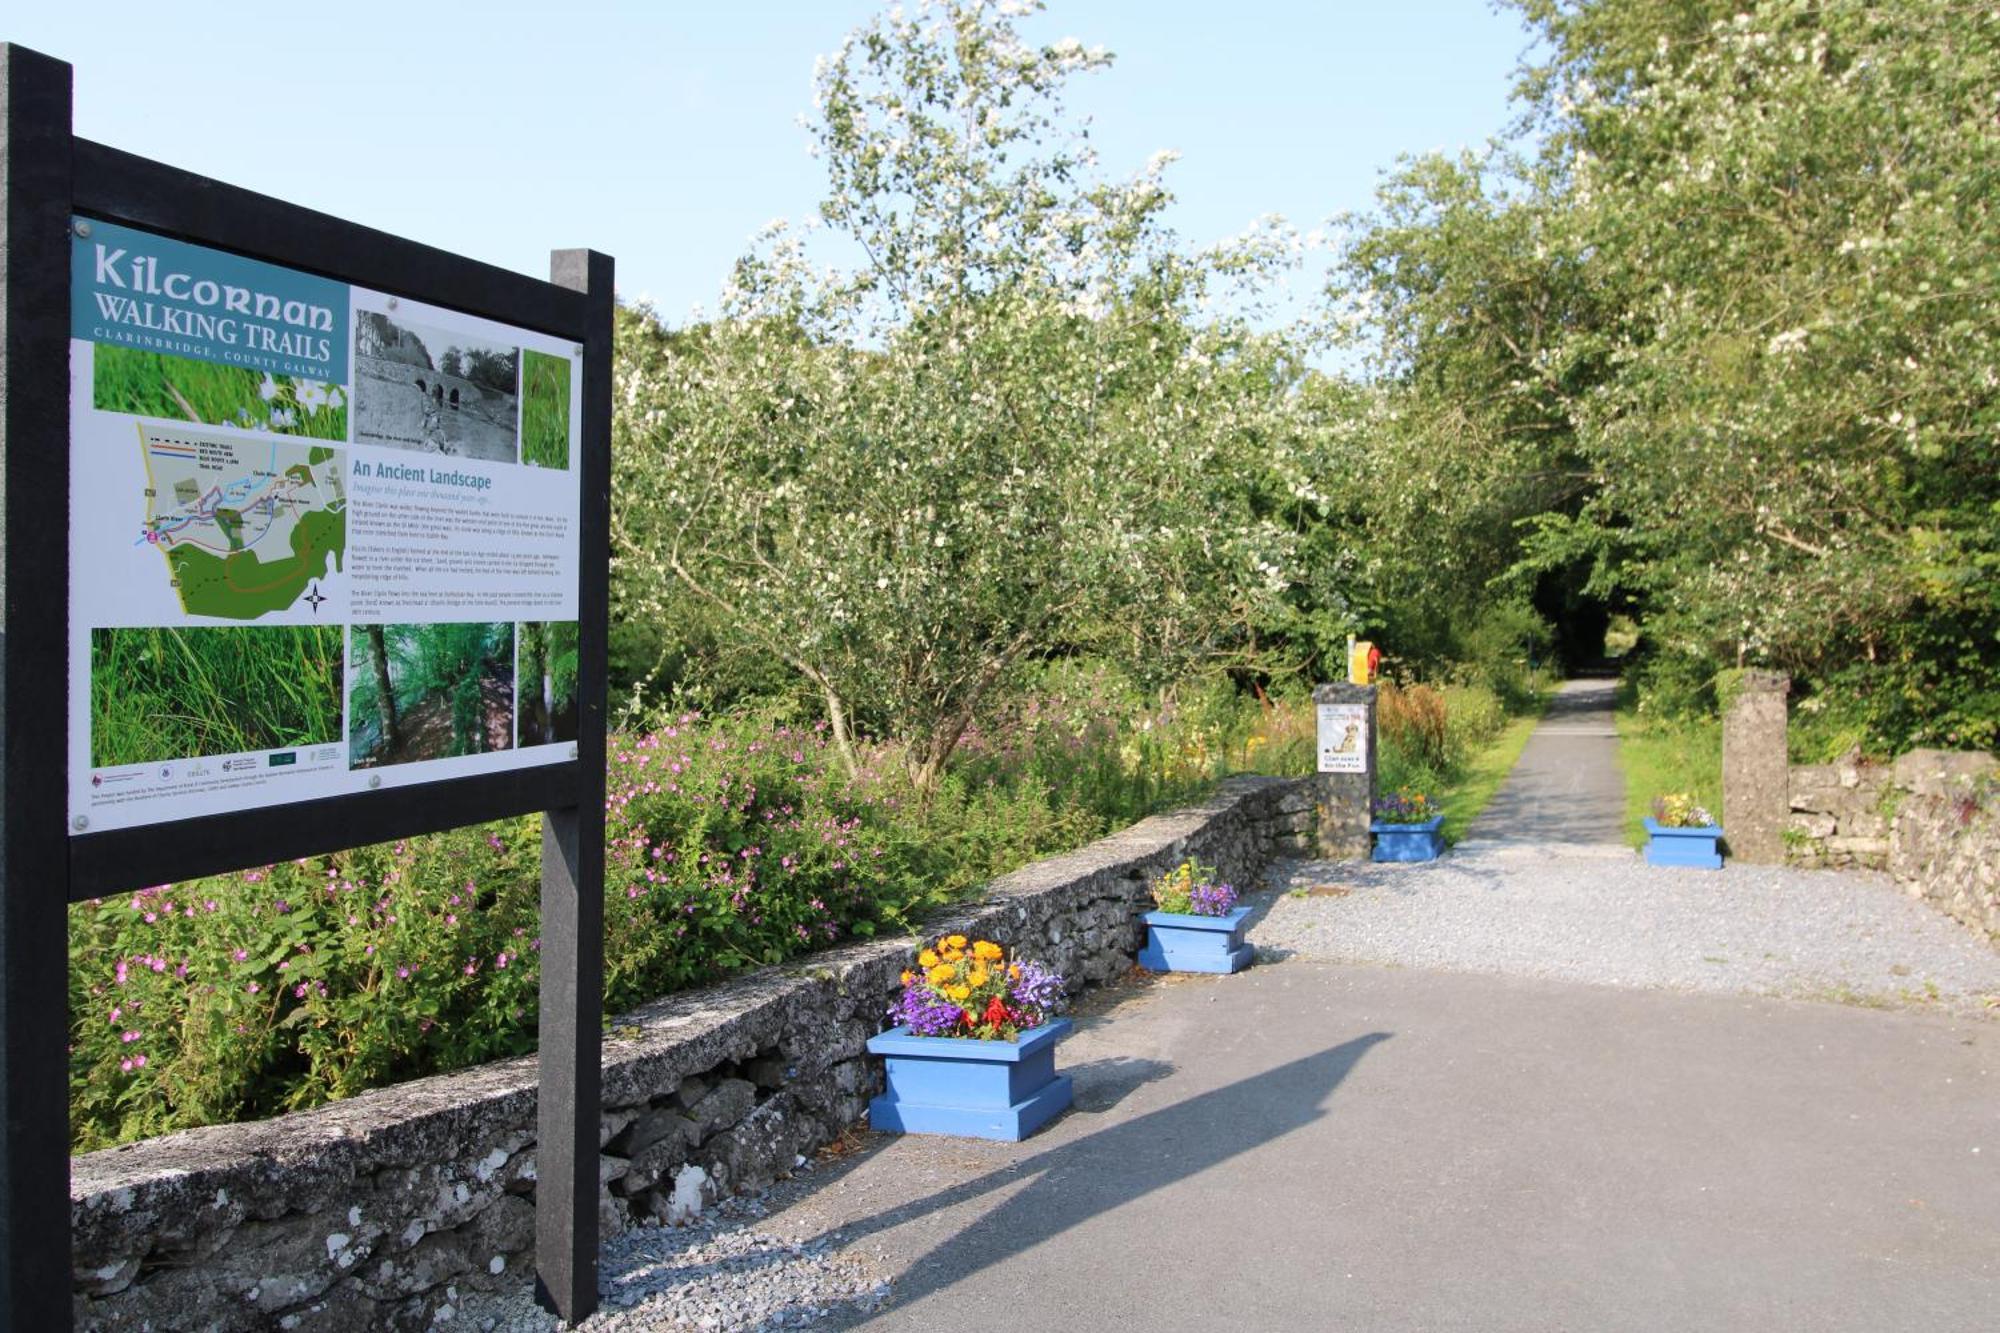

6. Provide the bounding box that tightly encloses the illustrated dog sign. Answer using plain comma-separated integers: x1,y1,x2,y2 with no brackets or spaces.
1316,701,1369,774
2,44,611,1328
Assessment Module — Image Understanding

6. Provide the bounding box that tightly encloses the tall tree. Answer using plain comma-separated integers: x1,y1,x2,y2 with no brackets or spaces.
614,0,1310,786
1331,0,2000,747
363,624,399,754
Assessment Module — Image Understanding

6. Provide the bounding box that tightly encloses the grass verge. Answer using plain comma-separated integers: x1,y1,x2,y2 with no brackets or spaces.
1613,693,1721,848
1438,704,1547,844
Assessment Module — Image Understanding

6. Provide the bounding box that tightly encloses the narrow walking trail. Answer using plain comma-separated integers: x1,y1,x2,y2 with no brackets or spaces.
1462,676,1625,847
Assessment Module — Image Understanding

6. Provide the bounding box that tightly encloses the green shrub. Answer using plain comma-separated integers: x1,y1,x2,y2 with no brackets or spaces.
1440,683,1506,766
1450,600,1554,712
1378,681,1451,773
68,684,1275,1150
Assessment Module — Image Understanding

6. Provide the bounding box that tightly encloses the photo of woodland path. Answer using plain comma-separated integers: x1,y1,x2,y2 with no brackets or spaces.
90,624,343,768
516,620,579,746
347,622,515,768
93,345,348,440
351,312,519,462
519,350,572,469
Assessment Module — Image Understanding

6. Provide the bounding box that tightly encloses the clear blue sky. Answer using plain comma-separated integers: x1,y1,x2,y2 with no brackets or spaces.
10,2,1534,326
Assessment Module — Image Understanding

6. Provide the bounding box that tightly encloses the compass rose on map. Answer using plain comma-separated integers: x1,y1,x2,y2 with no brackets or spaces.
304,583,328,614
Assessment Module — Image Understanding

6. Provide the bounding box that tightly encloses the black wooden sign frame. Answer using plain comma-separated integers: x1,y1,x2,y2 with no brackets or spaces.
1,45,609,1327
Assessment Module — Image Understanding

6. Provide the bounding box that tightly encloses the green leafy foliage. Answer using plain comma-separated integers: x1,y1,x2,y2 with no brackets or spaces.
68,689,1278,1149
613,1,1314,786
1334,0,2000,752
348,623,514,766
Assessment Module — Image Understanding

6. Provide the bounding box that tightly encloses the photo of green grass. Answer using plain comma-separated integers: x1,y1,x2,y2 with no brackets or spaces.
94,345,348,440
349,622,515,768
89,625,343,768
519,349,572,469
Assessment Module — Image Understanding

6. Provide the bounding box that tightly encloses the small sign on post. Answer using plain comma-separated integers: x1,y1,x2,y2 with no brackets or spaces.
1313,682,1377,859
1,44,612,1329
1316,700,1369,773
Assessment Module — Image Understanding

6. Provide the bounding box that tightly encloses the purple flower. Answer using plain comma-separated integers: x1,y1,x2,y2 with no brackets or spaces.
1189,881,1239,917
888,984,966,1037
1007,960,1066,1021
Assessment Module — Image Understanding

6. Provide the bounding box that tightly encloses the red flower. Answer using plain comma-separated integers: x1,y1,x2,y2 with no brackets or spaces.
984,996,1010,1028
960,1008,978,1028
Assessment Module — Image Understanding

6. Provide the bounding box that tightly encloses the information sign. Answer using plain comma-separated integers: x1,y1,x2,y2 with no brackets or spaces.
3,43,613,1329
67,220,584,834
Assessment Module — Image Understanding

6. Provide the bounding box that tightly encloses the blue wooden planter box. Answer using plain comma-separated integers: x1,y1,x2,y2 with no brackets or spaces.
1137,905,1254,974
1643,817,1724,869
1371,814,1445,862
866,1018,1074,1141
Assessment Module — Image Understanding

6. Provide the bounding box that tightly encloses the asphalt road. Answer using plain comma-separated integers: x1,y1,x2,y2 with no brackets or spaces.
767,963,1996,1332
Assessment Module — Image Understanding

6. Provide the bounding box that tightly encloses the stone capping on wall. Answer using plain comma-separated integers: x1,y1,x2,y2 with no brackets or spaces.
71,775,1314,1332
1788,747,1998,943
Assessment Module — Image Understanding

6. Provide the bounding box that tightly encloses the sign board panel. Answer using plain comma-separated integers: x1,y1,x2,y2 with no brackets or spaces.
66,219,583,835
1316,701,1368,773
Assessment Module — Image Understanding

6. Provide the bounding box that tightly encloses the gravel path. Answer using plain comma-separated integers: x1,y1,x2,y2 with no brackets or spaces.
453,1183,889,1332
1254,843,2000,1012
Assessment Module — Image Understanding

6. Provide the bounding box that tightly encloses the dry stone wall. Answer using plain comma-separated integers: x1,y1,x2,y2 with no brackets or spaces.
1788,748,1999,942
1883,750,2000,942
71,776,1313,1332
1786,750,1896,869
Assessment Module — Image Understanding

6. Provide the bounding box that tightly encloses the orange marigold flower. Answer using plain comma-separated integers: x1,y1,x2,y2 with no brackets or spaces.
972,941,1004,961
917,949,939,968
900,970,915,986
945,934,968,950
926,964,957,986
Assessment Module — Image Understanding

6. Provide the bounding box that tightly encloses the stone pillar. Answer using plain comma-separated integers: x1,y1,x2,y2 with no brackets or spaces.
1722,670,1789,863
1313,682,1377,860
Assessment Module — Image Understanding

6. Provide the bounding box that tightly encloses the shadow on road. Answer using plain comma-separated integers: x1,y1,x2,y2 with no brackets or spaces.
1064,1055,1176,1114
821,1030,1391,1320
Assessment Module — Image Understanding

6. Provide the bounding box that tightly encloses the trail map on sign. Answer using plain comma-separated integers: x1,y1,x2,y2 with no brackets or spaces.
138,423,346,619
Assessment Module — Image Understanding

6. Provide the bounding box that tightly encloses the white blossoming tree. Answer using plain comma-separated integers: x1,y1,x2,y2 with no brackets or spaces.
1332,0,2000,746
615,0,1311,787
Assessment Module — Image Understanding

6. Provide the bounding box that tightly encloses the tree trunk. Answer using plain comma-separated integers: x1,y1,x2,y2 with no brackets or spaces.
523,622,550,742
904,722,966,798
824,685,859,779
365,624,399,753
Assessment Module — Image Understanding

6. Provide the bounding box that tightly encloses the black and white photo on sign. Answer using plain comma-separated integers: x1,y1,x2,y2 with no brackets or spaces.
352,311,520,462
